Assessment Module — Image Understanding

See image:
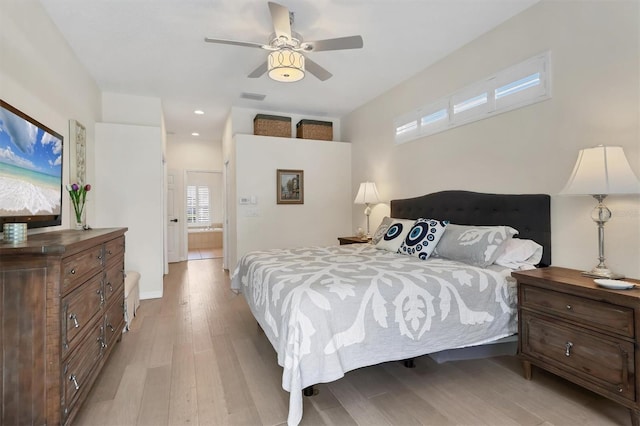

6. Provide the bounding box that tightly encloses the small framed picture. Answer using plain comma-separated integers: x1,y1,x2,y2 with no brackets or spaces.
277,169,304,204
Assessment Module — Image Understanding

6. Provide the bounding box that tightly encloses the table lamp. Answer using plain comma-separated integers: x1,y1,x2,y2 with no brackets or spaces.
560,145,640,279
354,182,380,237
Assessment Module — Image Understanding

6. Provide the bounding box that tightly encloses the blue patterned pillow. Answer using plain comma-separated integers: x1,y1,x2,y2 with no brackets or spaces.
374,218,416,252
399,219,449,260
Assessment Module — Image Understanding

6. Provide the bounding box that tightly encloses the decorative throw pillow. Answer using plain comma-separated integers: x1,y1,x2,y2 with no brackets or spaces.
398,218,449,260
374,218,416,252
371,216,393,245
433,224,518,267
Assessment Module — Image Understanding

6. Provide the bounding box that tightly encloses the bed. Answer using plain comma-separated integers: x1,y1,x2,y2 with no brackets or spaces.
230,190,551,425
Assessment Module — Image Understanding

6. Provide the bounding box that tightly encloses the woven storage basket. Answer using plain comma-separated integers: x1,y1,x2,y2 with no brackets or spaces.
296,119,333,141
253,114,291,137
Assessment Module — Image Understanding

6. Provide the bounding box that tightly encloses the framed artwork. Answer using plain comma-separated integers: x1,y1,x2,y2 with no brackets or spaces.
277,169,304,204
69,119,86,184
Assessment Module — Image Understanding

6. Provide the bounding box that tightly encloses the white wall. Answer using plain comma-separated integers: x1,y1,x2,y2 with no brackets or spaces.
0,0,101,232
93,93,165,299
94,122,165,299
231,134,352,270
343,0,640,278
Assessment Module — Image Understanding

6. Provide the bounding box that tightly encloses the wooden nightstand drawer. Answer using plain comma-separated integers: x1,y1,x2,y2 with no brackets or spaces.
521,284,634,338
522,312,635,401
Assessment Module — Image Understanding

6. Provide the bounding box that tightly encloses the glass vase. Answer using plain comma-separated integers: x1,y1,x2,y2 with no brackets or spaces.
74,208,85,230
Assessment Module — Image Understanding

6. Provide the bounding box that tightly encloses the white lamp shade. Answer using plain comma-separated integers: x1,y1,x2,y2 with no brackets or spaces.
268,49,305,82
354,182,380,204
561,146,640,195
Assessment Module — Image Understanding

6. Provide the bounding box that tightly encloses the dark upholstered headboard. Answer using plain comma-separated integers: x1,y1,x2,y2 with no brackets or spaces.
390,190,551,267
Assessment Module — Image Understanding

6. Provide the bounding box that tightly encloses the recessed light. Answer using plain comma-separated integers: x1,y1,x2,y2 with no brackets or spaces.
191,132,200,136
194,110,204,115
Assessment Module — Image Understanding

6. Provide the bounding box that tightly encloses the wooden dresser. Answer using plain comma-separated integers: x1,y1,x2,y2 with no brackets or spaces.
513,267,640,426
0,228,127,426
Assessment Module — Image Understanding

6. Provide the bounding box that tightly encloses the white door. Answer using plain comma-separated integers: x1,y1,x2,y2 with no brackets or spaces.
167,169,181,263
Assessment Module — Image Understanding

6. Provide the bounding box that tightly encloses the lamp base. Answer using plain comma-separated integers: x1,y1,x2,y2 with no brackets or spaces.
581,267,625,280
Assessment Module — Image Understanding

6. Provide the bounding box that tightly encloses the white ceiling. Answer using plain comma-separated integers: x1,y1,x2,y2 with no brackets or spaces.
38,0,539,141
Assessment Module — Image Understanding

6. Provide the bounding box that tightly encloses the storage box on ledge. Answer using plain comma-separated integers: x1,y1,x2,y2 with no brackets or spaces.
253,114,292,137
296,119,333,141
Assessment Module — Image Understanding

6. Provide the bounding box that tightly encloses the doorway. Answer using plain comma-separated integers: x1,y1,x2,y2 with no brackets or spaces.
185,170,223,260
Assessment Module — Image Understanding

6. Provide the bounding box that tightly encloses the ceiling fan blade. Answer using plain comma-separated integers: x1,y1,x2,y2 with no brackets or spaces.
248,62,268,78
302,35,364,52
305,58,333,81
204,37,266,49
268,2,292,40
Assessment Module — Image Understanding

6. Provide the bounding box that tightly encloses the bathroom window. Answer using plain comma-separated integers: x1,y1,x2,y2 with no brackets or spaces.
186,185,211,225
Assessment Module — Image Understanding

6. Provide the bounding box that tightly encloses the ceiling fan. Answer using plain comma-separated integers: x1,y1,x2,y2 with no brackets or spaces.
204,1,363,82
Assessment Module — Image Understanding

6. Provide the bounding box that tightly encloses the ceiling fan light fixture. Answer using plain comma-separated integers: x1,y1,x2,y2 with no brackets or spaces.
268,49,305,82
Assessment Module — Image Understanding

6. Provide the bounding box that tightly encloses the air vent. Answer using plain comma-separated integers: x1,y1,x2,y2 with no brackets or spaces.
240,92,266,101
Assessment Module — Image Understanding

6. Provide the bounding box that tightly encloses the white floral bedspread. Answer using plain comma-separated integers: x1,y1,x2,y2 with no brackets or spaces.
230,244,517,425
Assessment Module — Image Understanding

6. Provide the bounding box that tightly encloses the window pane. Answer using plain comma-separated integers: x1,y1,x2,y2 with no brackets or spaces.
396,120,418,135
453,93,488,114
421,109,448,126
495,72,540,99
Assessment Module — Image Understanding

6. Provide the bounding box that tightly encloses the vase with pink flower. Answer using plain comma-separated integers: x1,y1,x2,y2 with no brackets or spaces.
67,183,91,230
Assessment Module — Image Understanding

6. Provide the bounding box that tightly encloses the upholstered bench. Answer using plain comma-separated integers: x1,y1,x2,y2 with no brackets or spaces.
124,270,140,330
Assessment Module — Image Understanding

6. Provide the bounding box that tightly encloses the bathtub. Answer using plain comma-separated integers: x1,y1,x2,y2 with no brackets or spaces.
188,226,223,249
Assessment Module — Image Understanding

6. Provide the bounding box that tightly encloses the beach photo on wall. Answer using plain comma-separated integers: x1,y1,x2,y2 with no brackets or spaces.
0,100,63,220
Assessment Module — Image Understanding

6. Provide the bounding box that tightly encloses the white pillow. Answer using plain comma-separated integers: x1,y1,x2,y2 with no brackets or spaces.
494,238,543,270
374,218,416,253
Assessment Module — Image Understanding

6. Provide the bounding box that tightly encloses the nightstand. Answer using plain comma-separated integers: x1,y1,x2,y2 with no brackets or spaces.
512,267,640,426
337,236,371,245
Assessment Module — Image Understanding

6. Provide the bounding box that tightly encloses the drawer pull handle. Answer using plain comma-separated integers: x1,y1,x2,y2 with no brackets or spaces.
98,336,107,349
565,341,573,357
70,268,76,275
97,289,105,306
107,322,115,333
618,386,624,393
108,250,112,255
69,313,80,328
108,282,114,292
69,374,80,390
566,304,572,310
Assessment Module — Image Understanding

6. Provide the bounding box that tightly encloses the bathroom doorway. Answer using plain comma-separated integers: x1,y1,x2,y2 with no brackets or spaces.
185,170,223,260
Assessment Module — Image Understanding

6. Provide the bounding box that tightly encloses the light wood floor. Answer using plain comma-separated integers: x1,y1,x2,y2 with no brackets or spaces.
188,247,223,260
75,258,630,426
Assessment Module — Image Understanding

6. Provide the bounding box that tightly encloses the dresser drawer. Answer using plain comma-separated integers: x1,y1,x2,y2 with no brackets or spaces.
522,313,635,401
62,246,104,295
104,259,125,306
61,321,104,424
520,284,634,338
104,236,125,267
62,274,104,355
105,293,125,350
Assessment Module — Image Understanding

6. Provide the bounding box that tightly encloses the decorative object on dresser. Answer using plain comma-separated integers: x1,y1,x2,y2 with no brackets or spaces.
0,228,127,426
513,267,640,426
277,169,304,204
353,181,381,237
560,145,640,279
337,235,371,245
67,182,92,230
2,223,27,243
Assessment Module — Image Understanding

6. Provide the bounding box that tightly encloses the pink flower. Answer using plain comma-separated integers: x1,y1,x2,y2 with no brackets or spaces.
84,184,91,191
